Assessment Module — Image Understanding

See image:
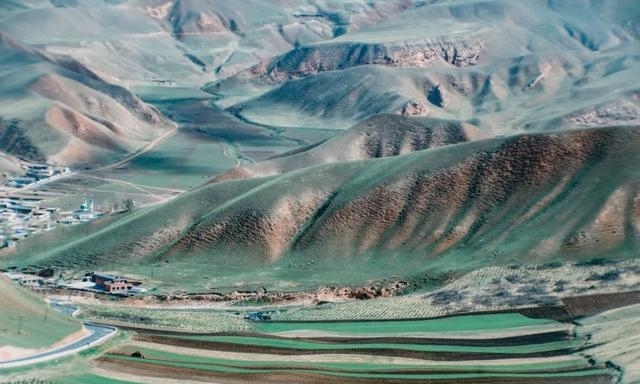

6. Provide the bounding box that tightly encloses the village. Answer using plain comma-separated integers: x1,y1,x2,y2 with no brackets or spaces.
0,162,118,248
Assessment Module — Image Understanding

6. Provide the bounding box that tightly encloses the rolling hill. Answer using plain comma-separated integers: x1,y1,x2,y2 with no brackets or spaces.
0,0,638,173
0,0,437,173
11,124,640,290
215,114,485,181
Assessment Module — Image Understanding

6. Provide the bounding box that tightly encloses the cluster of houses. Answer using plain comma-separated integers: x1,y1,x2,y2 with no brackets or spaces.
8,164,70,188
3,271,57,287
0,198,59,247
0,196,106,248
0,162,136,248
4,270,147,295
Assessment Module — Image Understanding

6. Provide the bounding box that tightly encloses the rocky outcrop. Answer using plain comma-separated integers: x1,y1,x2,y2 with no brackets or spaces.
124,280,409,305
566,99,640,127
249,39,484,83
401,99,429,116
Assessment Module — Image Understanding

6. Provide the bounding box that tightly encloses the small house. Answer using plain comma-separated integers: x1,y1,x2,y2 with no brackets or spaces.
19,274,43,286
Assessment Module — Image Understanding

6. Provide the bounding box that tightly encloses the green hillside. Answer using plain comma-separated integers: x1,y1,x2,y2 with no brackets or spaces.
0,275,80,349
7,125,640,292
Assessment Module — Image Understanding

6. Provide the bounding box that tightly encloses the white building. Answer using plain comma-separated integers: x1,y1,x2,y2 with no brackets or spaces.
73,196,96,221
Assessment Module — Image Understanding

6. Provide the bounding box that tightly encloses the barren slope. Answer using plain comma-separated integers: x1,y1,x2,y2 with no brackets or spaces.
0,32,174,168
216,114,484,181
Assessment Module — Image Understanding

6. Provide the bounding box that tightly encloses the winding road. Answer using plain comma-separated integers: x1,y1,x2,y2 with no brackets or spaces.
0,303,117,369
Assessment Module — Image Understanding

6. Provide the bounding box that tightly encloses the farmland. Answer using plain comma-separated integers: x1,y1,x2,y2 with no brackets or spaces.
79,306,253,334
3,274,638,383
271,259,640,321
89,311,615,384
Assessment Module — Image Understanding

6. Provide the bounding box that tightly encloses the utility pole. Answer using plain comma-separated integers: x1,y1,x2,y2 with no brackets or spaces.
17,315,23,335
44,305,48,322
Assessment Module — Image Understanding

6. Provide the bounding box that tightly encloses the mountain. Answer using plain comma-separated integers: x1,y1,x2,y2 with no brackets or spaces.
0,32,174,167
0,0,431,171
0,0,638,171
0,1,638,292
209,0,640,131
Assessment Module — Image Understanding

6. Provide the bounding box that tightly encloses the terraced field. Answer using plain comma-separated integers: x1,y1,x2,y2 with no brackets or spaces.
94,312,616,384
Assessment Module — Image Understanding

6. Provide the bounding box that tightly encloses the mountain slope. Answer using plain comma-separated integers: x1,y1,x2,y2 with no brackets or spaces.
13,125,640,289
209,0,640,131
0,275,80,351
0,32,174,168
216,114,485,181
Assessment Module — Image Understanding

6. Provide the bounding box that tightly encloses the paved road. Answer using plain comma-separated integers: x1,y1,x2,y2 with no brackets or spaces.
0,303,117,368
51,301,78,316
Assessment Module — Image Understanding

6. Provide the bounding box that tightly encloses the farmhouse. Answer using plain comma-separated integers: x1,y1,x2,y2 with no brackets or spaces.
19,274,43,286
92,272,141,294
9,177,36,188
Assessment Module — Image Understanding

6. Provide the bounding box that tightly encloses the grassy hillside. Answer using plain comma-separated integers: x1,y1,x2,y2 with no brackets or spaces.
0,275,80,349
7,125,639,292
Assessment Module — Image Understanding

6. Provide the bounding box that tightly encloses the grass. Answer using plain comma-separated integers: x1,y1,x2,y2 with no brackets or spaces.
110,345,593,372
118,129,238,190
256,313,556,334
51,375,135,384
167,334,582,354
100,352,609,381
0,276,81,349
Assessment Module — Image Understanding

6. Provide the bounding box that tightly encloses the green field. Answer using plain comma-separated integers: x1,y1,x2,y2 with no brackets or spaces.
255,313,556,334
91,311,611,383
111,129,239,190
167,334,582,354
102,350,606,379
102,346,593,372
